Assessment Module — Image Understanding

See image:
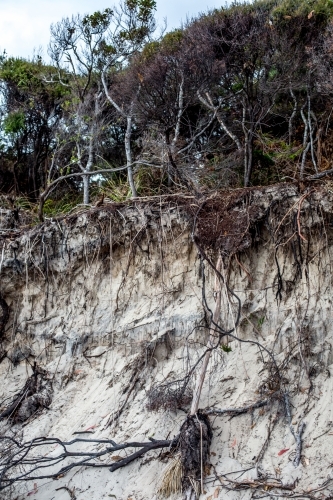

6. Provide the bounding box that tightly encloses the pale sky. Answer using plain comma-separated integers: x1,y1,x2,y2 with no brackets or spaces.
0,0,224,59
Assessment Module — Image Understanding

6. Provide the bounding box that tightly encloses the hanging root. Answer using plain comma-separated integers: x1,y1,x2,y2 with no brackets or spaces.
157,453,182,498
0,294,9,340
180,412,212,500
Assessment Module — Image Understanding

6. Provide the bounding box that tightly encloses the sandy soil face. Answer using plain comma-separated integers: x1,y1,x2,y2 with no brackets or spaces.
0,191,333,499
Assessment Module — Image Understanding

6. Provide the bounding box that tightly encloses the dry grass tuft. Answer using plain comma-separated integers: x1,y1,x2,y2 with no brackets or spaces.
157,453,182,498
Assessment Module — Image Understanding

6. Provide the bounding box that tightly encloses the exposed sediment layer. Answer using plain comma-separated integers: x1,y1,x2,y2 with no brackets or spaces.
0,184,333,499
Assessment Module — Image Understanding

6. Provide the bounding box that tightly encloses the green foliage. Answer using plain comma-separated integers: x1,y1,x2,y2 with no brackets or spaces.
99,176,132,202
82,9,113,30
98,40,118,57
253,149,275,168
257,316,265,328
0,58,40,90
43,193,82,216
134,165,167,195
3,111,25,134
0,57,69,99
2,0,333,202
126,0,156,23
161,30,184,51
260,135,303,163
221,344,232,352
97,164,166,201
117,0,156,44
140,40,160,60
12,197,34,211
272,0,333,22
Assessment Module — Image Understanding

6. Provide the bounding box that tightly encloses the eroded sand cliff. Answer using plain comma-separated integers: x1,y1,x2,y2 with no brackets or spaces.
0,185,333,499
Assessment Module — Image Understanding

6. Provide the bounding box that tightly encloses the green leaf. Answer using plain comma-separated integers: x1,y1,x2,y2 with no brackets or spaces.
221,344,232,353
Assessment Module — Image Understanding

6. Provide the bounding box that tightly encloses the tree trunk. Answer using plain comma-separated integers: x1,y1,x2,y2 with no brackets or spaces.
12,160,19,196
125,116,137,198
244,130,253,188
102,73,138,198
81,133,94,205
289,88,297,146
300,103,309,180
83,175,90,205
197,91,242,152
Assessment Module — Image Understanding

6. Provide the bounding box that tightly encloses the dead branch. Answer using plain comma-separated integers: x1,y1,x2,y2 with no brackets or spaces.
218,477,294,491
109,438,178,472
0,435,178,490
306,167,333,180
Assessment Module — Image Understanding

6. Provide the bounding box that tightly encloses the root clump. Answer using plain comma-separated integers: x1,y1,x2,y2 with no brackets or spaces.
180,412,212,500
147,381,192,412
0,363,52,423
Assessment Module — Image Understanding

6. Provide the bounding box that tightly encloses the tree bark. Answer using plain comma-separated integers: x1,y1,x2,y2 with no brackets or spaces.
300,102,309,180
289,88,297,146
125,115,137,198
82,175,90,205
197,91,242,151
83,140,94,205
102,71,138,198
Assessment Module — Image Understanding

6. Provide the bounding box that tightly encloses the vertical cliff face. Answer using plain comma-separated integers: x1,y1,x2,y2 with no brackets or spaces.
0,186,333,500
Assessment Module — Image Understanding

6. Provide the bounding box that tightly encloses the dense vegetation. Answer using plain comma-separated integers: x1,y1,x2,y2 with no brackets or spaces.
1,0,333,217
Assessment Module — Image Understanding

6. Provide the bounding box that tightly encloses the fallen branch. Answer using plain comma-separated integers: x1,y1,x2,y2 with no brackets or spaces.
306,168,333,180
0,435,178,490
218,477,295,491
109,438,177,472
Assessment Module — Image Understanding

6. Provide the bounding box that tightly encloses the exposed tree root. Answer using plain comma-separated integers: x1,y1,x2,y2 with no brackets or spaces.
206,392,279,416
0,363,52,422
284,392,306,467
0,294,9,340
179,412,212,500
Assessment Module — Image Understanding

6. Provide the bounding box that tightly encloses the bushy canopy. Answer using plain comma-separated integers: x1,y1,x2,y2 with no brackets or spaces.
1,0,333,209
